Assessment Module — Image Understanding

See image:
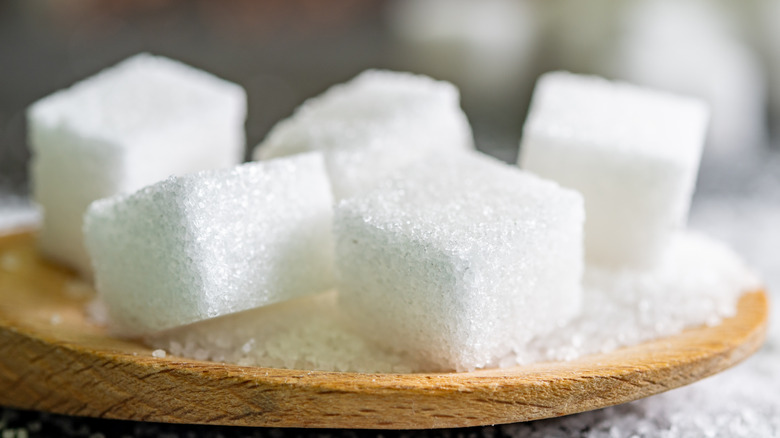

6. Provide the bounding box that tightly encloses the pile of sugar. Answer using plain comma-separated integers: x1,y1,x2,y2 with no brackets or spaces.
24,59,754,373
146,291,419,373
146,231,758,372
520,231,760,364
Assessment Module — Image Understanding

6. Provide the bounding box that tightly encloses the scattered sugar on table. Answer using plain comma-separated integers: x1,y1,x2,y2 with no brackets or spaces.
253,69,474,200
519,71,708,269
28,53,247,277
84,153,334,336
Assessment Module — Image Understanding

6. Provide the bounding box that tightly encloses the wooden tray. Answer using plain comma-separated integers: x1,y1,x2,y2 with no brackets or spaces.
0,230,769,429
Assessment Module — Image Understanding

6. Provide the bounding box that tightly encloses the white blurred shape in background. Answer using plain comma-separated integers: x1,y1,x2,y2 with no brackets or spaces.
386,0,538,106
609,0,768,156
758,0,780,130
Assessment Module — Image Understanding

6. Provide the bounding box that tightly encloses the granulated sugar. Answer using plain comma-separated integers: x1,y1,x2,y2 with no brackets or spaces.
515,231,760,365
145,230,758,373
146,291,419,373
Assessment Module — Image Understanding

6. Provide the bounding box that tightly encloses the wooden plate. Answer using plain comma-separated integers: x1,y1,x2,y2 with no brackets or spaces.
0,230,769,430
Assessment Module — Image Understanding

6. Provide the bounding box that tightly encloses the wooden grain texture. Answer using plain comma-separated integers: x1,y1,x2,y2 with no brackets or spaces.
0,230,769,429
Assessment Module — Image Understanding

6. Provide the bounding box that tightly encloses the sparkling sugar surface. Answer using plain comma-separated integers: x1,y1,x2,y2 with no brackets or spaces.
83,153,334,336
28,53,246,277
519,72,709,269
333,152,584,371
253,69,474,200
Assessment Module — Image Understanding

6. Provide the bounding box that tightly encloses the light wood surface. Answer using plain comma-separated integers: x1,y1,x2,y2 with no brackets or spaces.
0,230,769,429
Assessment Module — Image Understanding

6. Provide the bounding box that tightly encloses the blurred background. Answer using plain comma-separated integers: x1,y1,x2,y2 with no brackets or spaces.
2,0,780,183
1,0,779,436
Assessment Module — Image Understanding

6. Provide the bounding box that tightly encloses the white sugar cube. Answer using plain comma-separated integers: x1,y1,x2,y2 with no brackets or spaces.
519,72,708,268
28,53,247,277
253,69,474,200
84,153,334,336
335,152,584,371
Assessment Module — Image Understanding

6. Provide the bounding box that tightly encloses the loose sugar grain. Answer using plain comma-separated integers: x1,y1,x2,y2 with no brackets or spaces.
146,291,418,373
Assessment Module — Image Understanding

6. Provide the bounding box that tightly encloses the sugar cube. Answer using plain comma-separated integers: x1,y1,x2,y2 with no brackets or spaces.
253,69,474,200
28,53,247,277
334,151,584,371
84,153,334,336
519,72,708,268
